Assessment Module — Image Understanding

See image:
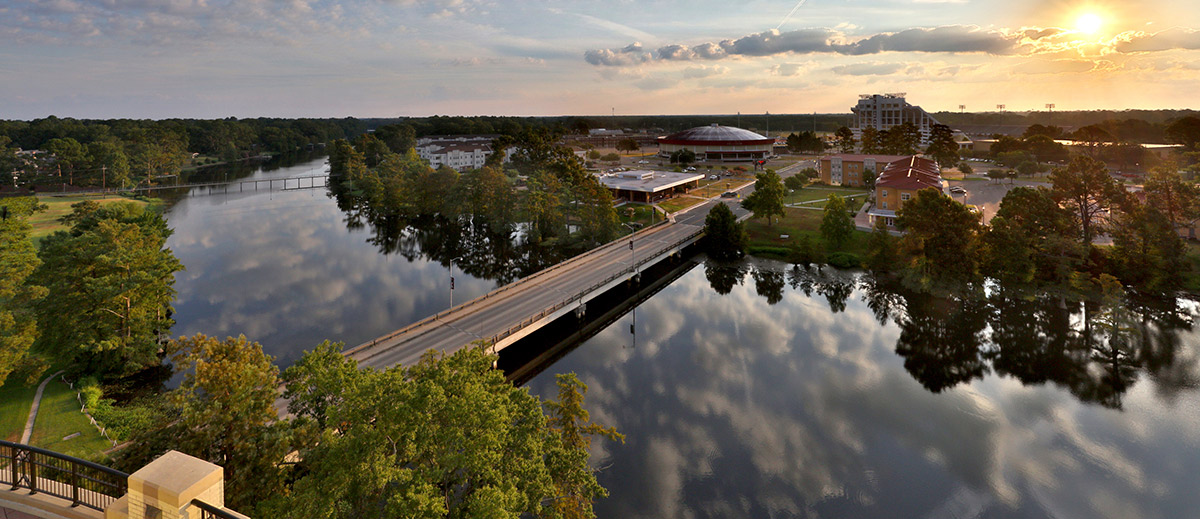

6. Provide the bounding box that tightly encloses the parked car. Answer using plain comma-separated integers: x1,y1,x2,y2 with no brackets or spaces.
949,186,966,194
709,174,720,180
721,191,737,198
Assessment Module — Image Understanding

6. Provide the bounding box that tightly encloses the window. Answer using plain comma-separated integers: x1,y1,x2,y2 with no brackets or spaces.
882,201,889,209
901,193,910,201
881,190,888,197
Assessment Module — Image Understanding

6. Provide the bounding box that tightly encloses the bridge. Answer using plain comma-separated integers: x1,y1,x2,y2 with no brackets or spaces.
346,195,752,371
29,174,334,197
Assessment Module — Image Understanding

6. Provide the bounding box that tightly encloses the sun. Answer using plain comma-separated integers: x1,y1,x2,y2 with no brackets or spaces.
1076,12,1105,34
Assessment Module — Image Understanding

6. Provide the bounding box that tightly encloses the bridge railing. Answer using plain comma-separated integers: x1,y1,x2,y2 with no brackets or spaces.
487,227,704,345
0,440,128,512
346,219,675,360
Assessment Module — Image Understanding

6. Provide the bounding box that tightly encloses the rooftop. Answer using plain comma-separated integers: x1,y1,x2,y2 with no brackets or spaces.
596,170,705,193
876,156,944,191
660,124,772,145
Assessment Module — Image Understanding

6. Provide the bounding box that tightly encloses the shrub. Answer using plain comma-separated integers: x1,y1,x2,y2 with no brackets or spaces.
826,252,862,269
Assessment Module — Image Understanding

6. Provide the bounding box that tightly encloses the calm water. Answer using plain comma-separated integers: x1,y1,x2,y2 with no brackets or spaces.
163,155,498,366
163,156,1200,518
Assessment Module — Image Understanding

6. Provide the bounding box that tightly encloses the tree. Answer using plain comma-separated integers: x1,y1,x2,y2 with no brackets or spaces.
373,124,417,154
834,126,856,153
32,201,183,377
1050,155,1126,248
862,168,877,190
895,188,983,287
1016,161,1038,177
585,150,601,161
86,141,131,188
669,148,696,166
575,178,618,245
1143,167,1200,231
786,131,823,154
1024,134,1069,163
265,346,619,519
114,334,293,513
1022,124,1064,140
982,187,1079,285
783,175,805,191
1110,201,1187,290
864,217,896,272
860,127,882,154
281,340,366,429
702,203,746,260
958,162,974,176
542,373,624,519
741,169,785,226
0,197,47,385
1166,116,1200,151
881,122,921,155
1072,125,1114,158
45,137,87,184
615,138,640,153
924,124,959,168
820,194,854,249
600,152,620,163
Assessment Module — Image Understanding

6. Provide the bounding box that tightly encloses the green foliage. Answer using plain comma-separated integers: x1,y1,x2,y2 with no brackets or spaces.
862,168,877,190
32,201,182,378
669,148,696,165
826,251,861,269
741,169,785,226
615,138,640,153
1166,116,1200,151
834,126,856,153
896,189,983,287
820,194,854,249
586,150,600,160
115,335,291,512
1110,201,1187,290
783,175,805,191
786,131,823,154
860,127,881,154
924,124,959,168
0,197,46,385
702,203,747,261
982,187,1080,286
600,152,620,163
880,122,921,155
799,167,819,180
1050,155,1126,248
266,346,619,519
865,217,896,272
281,340,364,429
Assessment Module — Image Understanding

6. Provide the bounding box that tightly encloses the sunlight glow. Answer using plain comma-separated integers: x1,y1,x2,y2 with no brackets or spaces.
1076,12,1104,34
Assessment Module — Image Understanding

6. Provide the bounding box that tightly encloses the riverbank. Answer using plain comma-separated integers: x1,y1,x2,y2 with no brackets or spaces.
26,193,162,245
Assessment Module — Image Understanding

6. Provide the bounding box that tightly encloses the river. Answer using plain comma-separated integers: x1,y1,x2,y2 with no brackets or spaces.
163,155,1200,518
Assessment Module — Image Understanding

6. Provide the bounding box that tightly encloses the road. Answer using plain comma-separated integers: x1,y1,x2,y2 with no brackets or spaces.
350,221,704,370
674,158,815,226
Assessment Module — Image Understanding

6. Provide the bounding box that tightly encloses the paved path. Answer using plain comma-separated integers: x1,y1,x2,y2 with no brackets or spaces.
20,370,64,445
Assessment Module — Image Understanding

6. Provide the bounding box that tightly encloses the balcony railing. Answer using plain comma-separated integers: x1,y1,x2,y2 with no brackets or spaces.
0,440,128,511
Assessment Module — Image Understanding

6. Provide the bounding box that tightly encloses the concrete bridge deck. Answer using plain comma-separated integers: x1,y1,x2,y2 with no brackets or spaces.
347,220,705,370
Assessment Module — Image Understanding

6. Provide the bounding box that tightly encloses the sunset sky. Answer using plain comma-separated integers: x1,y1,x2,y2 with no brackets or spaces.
3,0,1200,119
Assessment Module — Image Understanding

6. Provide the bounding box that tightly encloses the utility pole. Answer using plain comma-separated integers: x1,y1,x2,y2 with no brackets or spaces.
959,104,966,114
101,165,107,191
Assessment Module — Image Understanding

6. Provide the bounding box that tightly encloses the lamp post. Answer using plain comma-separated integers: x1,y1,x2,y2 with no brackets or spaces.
449,256,462,309
621,223,636,273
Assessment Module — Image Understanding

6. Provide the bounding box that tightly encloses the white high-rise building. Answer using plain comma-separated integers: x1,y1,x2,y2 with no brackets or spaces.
851,93,942,145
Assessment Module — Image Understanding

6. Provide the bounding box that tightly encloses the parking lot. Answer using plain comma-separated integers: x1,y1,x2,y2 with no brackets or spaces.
944,177,1051,224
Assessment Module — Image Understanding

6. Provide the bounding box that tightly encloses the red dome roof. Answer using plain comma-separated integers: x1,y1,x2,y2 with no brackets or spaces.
659,124,774,146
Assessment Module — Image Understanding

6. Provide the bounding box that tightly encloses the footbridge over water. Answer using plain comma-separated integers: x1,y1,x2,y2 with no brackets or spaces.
346,219,710,370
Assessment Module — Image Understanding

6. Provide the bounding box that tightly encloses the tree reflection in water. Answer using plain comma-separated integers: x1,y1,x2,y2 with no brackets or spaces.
742,264,1197,409
704,262,746,296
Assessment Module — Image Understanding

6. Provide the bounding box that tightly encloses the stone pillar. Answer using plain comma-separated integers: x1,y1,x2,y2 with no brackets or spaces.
117,451,225,519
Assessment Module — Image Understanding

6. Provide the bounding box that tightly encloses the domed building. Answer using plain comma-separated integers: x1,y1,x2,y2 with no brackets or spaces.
657,124,775,162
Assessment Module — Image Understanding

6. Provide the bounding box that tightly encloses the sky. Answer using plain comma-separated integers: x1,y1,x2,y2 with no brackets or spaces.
3,0,1200,119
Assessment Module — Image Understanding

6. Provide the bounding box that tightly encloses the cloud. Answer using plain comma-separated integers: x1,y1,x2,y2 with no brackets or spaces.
770,63,806,76
681,64,728,79
1011,59,1099,74
586,25,1032,66
1113,27,1200,53
829,62,906,76
584,42,652,66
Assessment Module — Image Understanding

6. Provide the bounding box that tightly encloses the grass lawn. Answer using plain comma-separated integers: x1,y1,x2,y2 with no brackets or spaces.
744,207,871,257
0,376,38,442
783,187,865,205
658,197,706,214
617,204,662,229
29,378,112,459
28,194,158,245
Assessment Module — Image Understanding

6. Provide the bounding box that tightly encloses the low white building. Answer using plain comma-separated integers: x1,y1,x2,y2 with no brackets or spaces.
415,135,504,172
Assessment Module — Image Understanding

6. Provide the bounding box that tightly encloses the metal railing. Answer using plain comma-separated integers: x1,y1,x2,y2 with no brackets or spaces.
0,440,128,512
192,498,245,519
346,219,677,360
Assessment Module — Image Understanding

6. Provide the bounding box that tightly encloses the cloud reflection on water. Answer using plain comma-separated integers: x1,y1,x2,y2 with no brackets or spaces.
527,261,1200,519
